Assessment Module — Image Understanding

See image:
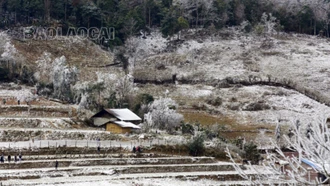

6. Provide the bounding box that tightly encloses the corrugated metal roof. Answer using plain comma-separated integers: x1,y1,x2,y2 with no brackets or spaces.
105,108,141,121
114,121,141,129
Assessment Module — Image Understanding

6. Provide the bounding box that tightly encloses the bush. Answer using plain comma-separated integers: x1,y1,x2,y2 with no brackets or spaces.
204,128,218,140
243,142,261,165
187,134,205,156
207,96,222,107
244,101,271,111
37,82,54,96
181,123,194,135
0,67,9,81
254,24,264,36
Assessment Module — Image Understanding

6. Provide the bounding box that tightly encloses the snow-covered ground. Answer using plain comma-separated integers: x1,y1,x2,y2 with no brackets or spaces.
131,30,330,128
0,138,176,149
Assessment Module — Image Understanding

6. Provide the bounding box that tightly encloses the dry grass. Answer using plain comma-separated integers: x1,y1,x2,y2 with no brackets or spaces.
180,110,275,140
12,39,113,67
11,38,115,82
181,110,236,126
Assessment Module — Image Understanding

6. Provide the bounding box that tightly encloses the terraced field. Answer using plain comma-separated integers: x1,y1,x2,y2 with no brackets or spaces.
0,147,262,186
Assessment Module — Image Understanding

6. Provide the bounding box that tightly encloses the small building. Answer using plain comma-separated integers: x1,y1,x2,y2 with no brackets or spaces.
91,108,141,134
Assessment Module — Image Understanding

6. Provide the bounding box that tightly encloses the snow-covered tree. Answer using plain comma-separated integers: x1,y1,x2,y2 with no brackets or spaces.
34,52,53,82
145,97,183,133
1,41,17,61
259,12,278,36
52,56,78,102
0,32,12,56
226,116,330,185
115,74,134,107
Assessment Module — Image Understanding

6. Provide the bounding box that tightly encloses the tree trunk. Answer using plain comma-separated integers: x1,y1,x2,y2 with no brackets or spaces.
314,19,317,35
44,0,51,23
326,21,329,37
65,0,67,22
148,8,151,28
196,3,199,28
14,11,16,25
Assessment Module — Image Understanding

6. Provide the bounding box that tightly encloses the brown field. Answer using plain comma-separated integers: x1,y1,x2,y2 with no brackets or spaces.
180,110,275,140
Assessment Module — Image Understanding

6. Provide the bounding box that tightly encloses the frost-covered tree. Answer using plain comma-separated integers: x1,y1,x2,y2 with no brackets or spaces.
0,32,11,55
34,52,53,82
115,74,134,107
0,32,32,83
145,97,183,133
52,56,78,102
261,13,277,35
226,117,330,185
1,41,17,61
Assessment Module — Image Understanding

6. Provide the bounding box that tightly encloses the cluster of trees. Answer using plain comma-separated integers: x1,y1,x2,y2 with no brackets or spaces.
1,0,330,47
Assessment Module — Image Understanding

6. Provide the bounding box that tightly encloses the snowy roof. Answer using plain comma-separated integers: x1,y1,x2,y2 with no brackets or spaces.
302,158,330,173
114,121,140,129
104,108,141,121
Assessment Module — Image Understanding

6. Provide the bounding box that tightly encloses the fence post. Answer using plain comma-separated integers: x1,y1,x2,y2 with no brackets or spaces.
75,141,77,148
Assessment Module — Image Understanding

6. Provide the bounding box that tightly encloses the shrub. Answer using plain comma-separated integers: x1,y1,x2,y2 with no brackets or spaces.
131,93,154,117
0,67,9,81
243,142,261,165
207,96,223,107
244,101,271,111
204,128,218,140
254,24,264,36
187,134,205,156
181,123,194,135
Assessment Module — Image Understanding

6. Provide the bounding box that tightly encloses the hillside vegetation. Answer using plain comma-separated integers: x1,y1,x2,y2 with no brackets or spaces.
0,0,329,139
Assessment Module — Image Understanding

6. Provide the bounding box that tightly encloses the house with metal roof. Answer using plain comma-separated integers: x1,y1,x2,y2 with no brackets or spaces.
91,108,141,134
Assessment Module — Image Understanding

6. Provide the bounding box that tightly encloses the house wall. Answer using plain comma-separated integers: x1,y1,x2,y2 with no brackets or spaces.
106,123,131,134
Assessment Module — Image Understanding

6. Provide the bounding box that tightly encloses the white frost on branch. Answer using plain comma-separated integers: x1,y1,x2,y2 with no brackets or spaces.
0,32,11,57
227,116,330,185
145,97,183,133
34,52,53,82
261,12,278,36
52,56,78,101
115,74,134,106
1,41,17,61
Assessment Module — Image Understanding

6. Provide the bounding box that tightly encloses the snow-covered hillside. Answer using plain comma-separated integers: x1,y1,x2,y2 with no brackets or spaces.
129,29,330,127
1,28,330,131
